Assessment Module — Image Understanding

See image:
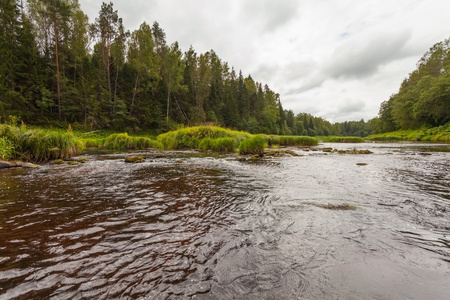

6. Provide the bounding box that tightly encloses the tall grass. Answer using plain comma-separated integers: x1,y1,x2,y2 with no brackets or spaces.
239,135,267,155
103,133,162,150
321,136,365,143
199,137,237,153
277,136,318,146
0,137,15,160
0,124,84,162
157,126,251,150
367,122,450,142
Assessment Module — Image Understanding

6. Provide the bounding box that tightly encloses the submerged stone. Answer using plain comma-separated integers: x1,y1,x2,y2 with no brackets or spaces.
125,156,145,163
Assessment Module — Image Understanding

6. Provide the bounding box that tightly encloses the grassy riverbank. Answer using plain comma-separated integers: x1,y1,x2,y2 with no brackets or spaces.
0,124,320,162
367,123,450,142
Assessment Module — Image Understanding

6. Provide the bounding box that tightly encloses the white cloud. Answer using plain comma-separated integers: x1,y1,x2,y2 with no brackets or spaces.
79,0,450,123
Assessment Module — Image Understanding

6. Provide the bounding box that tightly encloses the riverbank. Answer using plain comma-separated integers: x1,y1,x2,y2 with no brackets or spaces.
0,124,318,163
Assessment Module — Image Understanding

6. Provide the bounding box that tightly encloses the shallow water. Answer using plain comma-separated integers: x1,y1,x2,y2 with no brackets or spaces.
0,143,449,299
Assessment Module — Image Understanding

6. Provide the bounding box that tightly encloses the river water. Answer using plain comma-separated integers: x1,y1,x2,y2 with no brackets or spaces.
0,143,449,299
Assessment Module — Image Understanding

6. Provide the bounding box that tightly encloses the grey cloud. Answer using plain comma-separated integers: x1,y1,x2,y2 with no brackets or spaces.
325,30,413,79
242,0,300,31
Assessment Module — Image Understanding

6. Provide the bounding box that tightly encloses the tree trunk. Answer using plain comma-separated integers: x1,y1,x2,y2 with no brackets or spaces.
54,12,61,120
166,82,170,125
129,73,138,118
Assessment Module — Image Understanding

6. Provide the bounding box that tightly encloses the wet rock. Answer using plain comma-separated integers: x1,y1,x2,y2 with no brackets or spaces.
21,162,38,168
125,156,145,163
153,153,167,159
356,163,368,166
0,161,14,169
322,148,333,152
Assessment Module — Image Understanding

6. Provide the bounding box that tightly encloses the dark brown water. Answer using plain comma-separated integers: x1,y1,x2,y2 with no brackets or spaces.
0,143,449,299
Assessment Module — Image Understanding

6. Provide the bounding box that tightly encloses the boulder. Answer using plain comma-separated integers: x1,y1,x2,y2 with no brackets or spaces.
0,161,13,169
125,156,145,163
21,162,38,168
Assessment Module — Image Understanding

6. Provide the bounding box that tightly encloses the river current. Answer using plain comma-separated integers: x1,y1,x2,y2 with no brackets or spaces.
0,143,449,299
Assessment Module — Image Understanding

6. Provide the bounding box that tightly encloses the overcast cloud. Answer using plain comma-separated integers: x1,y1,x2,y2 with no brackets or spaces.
79,0,450,122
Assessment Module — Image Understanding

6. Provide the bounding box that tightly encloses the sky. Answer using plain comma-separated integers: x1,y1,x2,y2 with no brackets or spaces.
79,0,450,123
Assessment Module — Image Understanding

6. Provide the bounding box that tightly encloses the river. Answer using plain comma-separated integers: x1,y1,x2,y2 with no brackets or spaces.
0,143,449,299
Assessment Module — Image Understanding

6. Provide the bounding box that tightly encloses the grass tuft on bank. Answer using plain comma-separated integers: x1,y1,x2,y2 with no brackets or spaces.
157,126,251,150
0,124,84,162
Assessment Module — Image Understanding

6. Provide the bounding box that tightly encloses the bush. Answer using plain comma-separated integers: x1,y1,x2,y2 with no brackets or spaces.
239,135,267,155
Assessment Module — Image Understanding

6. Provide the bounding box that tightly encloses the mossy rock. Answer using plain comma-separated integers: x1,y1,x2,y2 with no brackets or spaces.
53,159,63,164
322,148,333,152
125,156,145,163
68,161,79,166
77,157,89,163
153,154,167,158
22,162,38,168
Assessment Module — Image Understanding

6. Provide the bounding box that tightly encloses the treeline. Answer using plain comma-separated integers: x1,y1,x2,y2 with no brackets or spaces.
0,0,291,134
374,37,450,132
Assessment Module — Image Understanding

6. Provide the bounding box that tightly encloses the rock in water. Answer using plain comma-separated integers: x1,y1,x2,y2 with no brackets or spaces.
0,161,13,169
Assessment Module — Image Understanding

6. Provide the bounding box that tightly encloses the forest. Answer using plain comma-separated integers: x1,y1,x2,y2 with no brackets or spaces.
374,38,450,132
1,1,448,137
0,0,375,136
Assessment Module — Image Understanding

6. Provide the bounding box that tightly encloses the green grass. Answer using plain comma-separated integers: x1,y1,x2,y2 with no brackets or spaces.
239,135,267,155
157,126,251,150
199,137,237,153
320,136,365,143
103,133,162,150
277,135,318,146
0,124,84,162
367,122,450,142
0,136,15,160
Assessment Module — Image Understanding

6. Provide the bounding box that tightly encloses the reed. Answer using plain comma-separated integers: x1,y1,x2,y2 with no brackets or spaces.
277,135,318,146
0,124,84,162
199,137,237,153
321,136,365,143
158,126,251,150
0,136,15,160
103,133,162,150
239,135,267,155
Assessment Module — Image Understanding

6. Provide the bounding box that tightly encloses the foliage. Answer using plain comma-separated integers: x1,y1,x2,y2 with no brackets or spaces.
198,137,237,153
103,133,162,150
0,137,15,160
157,126,250,150
321,136,365,143
239,135,267,155
0,124,84,162
367,122,450,142
377,38,450,132
277,136,318,146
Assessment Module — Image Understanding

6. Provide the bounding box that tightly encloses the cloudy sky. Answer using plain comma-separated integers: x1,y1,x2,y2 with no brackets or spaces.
79,0,450,122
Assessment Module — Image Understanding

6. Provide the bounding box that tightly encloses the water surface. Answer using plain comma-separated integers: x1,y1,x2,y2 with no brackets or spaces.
0,143,449,299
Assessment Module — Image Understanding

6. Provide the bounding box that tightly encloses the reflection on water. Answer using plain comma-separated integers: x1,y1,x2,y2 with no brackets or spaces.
0,144,449,299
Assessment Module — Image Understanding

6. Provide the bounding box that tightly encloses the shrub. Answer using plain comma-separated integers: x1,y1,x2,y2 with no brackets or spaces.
239,135,267,155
